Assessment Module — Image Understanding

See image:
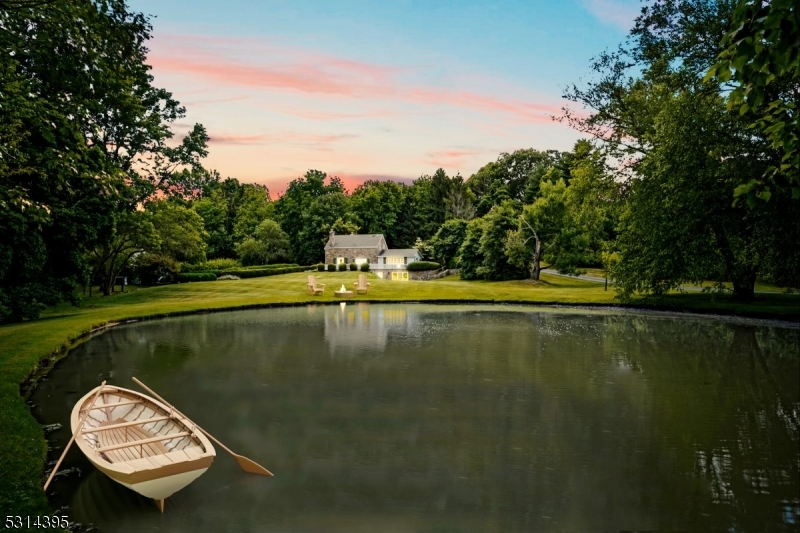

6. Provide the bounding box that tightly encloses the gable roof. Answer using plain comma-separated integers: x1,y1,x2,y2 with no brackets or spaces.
325,234,385,249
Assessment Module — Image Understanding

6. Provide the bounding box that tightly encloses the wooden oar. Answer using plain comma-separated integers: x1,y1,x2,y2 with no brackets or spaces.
132,377,273,477
43,381,106,491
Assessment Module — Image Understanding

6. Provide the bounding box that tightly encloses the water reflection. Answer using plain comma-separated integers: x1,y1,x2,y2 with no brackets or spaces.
31,305,799,533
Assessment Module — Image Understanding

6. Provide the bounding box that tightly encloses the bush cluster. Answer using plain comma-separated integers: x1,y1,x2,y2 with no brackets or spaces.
360,263,370,272
406,261,440,271
349,263,358,271
338,264,348,272
317,264,325,271
327,264,336,272
177,272,218,282
221,266,308,279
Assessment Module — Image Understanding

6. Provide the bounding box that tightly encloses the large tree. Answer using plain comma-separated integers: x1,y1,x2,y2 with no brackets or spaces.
562,0,798,299
0,0,210,319
349,180,406,246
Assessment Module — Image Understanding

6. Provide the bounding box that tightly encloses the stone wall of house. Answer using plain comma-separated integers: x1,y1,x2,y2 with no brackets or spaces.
324,248,380,265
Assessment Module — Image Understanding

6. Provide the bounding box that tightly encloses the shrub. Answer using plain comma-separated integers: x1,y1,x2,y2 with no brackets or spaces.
216,274,241,280
349,263,357,271
328,264,336,272
406,261,440,271
338,263,348,272
317,264,325,271
177,272,217,282
220,266,308,279
360,263,370,272
181,259,240,272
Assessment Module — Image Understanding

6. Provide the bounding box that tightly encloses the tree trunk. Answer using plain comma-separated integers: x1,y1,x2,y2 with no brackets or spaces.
732,271,756,301
531,239,542,281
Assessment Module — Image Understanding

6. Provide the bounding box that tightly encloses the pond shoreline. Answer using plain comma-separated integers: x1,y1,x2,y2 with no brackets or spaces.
3,273,798,522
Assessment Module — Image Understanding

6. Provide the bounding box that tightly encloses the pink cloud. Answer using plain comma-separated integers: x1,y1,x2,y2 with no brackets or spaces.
147,35,562,124
208,131,358,146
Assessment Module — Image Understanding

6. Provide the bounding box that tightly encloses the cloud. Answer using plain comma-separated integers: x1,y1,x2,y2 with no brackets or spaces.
147,34,561,124
208,131,358,147
579,0,640,30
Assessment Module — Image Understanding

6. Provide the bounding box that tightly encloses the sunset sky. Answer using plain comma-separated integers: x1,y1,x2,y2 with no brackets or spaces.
128,0,642,195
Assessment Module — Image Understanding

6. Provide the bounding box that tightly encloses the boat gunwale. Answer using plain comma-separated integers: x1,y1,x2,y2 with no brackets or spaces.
70,384,216,479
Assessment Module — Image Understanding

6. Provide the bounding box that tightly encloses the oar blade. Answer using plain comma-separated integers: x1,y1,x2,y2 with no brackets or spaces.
234,454,273,476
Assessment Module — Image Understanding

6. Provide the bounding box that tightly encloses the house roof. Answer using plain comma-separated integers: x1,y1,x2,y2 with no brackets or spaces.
325,234,385,249
379,248,420,257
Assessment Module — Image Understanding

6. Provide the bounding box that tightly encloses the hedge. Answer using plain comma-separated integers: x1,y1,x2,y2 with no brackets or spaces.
360,263,370,272
406,261,440,271
349,263,358,271
317,264,325,271
338,264,348,272
221,266,309,279
177,272,218,282
328,264,336,272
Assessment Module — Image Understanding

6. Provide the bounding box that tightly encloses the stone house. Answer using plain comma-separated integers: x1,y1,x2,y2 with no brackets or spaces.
324,230,421,280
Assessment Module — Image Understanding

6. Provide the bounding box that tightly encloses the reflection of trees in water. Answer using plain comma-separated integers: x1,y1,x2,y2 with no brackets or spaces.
601,317,800,530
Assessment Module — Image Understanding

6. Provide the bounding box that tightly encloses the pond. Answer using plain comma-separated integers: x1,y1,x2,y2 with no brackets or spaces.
32,304,799,532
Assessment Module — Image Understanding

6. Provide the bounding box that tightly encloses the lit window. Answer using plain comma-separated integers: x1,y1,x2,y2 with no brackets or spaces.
388,256,404,265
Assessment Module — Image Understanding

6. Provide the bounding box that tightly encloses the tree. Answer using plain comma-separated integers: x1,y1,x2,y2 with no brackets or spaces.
456,218,487,280
236,219,292,266
275,170,344,260
90,211,160,296
147,200,208,269
562,0,799,299
349,180,406,245
478,201,526,280
295,192,353,265
0,0,212,319
232,184,273,242
507,178,587,280
467,149,564,216
429,219,468,269
706,0,799,200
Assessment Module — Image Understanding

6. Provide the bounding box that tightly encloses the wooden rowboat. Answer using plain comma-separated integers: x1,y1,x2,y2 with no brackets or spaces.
70,384,215,510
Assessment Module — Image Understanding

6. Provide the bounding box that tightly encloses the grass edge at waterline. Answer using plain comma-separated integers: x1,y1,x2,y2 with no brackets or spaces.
1,270,798,521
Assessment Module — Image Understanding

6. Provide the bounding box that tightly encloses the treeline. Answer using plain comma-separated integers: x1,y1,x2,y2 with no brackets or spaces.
1,0,797,323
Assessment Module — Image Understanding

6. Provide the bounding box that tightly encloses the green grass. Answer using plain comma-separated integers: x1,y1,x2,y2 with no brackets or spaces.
1,270,798,519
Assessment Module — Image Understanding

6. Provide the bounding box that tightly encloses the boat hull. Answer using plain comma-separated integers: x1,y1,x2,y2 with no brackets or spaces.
70,385,216,502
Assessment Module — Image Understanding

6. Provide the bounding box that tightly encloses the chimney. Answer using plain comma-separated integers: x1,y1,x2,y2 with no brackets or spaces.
329,228,335,245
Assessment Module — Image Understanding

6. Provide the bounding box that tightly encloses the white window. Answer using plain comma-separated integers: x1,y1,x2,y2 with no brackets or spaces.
335,257,345,265
391,271,409,281
388,256,404,265
355,257,367,265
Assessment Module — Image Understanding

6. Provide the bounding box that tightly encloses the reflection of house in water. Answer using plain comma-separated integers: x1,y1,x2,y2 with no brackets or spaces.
324,303,420,355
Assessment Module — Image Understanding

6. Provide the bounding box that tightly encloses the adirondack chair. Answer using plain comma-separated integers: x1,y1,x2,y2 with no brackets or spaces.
353,274,370,294
307,275,325,295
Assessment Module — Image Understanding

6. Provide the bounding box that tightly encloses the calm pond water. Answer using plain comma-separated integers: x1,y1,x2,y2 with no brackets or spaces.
32,304,799,533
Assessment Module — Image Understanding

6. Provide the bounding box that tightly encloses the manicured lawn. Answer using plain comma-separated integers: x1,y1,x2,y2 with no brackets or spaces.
1,270,797,519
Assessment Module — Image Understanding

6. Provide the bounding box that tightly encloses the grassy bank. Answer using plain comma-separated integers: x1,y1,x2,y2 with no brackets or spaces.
1,270,798,519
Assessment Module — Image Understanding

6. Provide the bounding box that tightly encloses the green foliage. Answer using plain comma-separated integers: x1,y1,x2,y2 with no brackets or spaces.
707,0,799,199
235,219,292,266
216,266,307,279
338,263,348,272
407,261,440,271
275,170,344,263
467,149,566,215
295,193,356,265
177,272,217,282
317,264,326,271
232,184,274,241
349,263,358,271
350,180,406,246
457,218,487,280
360,263,370,272
328,264,336,272
429,219,468,269
149,200,208,264
478,202,526,280
181,258,241,272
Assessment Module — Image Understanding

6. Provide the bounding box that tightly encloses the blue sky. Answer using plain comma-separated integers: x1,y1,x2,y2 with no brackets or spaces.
129,0,641,194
